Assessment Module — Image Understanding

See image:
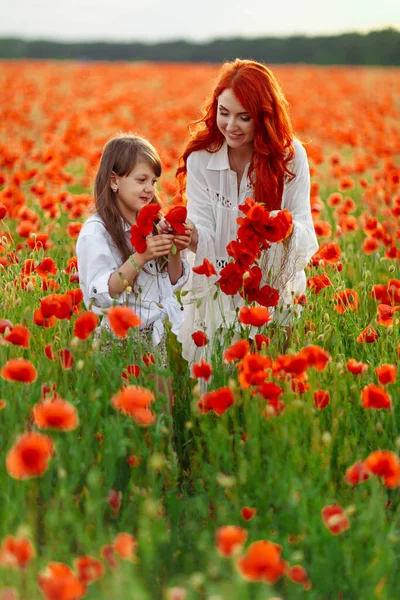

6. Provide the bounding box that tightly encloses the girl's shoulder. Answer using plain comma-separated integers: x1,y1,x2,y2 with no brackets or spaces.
77,213,109,241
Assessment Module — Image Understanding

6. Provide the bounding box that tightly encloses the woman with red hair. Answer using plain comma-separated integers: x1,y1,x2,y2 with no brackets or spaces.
176,59,318,363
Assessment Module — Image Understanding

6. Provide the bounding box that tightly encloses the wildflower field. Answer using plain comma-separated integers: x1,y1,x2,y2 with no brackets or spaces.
0,61,399,599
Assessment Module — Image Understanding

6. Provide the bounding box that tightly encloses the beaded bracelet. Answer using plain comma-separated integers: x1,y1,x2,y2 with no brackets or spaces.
129,254,143,271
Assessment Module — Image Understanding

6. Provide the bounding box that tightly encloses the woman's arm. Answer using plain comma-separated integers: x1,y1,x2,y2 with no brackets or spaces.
185,154,216,254
282,141,319,270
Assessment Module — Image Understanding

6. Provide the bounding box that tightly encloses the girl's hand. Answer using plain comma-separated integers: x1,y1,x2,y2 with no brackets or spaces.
140,234,174,262
172,220,194,252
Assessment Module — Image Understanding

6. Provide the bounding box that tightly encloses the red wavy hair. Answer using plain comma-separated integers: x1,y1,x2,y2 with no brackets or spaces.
176,59,295,211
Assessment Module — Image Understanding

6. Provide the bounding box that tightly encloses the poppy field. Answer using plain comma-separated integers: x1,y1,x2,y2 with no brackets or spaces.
0,61,400,599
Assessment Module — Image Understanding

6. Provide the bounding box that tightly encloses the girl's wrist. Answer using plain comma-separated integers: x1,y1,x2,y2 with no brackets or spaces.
129,253,145,270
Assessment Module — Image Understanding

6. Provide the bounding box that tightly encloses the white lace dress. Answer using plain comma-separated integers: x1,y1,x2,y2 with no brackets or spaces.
178,138,319,364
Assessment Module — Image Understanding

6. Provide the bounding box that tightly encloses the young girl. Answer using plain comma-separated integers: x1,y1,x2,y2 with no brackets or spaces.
76,133,191,368
176,59,319,363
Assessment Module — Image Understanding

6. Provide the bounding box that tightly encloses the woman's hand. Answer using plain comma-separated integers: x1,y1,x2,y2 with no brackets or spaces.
172,220,194,252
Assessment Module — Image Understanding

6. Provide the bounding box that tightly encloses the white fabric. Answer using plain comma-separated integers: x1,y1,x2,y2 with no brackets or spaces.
178,138,319,363
76,213,189,346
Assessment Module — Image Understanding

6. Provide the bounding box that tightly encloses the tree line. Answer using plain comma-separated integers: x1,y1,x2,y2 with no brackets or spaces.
0,28,399,65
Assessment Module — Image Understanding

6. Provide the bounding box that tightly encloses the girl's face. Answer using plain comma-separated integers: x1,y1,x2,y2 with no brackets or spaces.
216,88,255,152
112,161,158,223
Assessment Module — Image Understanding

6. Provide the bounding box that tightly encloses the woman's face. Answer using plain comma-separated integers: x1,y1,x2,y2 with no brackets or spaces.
216,88,255,151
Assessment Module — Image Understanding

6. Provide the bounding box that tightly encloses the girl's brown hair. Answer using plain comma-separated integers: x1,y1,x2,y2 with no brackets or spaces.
94,133,162,262
176,59,295,211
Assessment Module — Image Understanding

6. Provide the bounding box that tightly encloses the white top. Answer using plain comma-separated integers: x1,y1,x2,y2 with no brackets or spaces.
178,138,319,363
76,213,189,346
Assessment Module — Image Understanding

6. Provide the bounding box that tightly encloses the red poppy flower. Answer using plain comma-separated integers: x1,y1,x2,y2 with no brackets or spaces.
73,311,99,340
108,489,122,513
33,308,56,328
3,324,30,348
1,358,37,383
59,349,74,370
64,256,78,274
239,306,272,327
164,205,187,234
33,397,79,431
332,289,359,314
256,284,280,308
300,345,331,371
321,505,350,535
38,562,86,600
257,382,283,401
0,203,7,219
66,288,84,308
122,364,141,380
6,432,54,479
264,397,285,417
346,359,368,375
319,242,341,264
65,219,84,239
192,330,208,347
362,236,379,255
376,304,400,327
73,556,104,585
126,455,141,467
113,533,137,561
0,536,35,569
198,386,235,415
361,384,391,410
262,209,293,243
217,262,245,296
371,280,400,306
307,273,332,294
192,359,213,381
111,385,155,426
375,364,397,385
345,460,370,486
130,203,160,252
142,352,155,366
313,220,332,238
365,450,400,488
338,176,355,191
20,258,35,277
136,202,160,231
192,258,217,277
254,334,270,350
40,293,74,321
357,325,379,343
313,389,330,409
226,239,259,268
237,539,286,583
215,526,247,557
108,306,141,338
238,353,271,389
241,506,256,521
35,257,58,279
223,339,250,363
273,354,307,378
101,545,118,569
286,565,312,590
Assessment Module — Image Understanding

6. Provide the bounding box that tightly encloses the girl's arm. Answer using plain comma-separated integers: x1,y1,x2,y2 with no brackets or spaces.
108,235,174,297
167,251,183,285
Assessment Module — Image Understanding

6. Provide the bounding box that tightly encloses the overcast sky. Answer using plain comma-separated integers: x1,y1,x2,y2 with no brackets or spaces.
1,0,399,42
